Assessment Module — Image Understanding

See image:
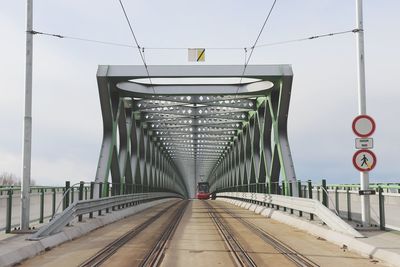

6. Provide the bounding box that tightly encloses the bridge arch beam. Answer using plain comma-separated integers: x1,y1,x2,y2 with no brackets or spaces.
95,65,296,198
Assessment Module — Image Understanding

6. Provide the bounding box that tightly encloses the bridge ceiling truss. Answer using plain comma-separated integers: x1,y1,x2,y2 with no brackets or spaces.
95,65,297,198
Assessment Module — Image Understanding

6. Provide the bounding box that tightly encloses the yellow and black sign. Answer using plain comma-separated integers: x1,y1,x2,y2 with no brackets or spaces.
188,48,205,62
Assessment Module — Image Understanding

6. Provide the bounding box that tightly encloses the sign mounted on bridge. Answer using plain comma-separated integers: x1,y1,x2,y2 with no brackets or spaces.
352,115,376,137
358,189,376,195
355,138,373,149
188,48,205,62
352,149,377,172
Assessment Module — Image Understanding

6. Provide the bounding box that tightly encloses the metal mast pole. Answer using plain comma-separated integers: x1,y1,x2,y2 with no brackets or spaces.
21,0,33,230
356,0,370,226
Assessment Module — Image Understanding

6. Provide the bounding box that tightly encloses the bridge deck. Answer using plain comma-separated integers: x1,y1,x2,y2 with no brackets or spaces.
7,199,394,267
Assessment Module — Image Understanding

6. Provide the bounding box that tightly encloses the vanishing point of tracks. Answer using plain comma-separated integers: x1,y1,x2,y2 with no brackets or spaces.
205,201,320,267
79,200,187,267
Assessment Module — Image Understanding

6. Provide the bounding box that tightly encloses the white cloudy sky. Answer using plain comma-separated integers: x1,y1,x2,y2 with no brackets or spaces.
0,0,399,186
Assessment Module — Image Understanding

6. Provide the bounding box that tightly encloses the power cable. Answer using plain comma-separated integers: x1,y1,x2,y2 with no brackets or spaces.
256,28,361,48
28,29,360,51
117,0,156,94
28,30,135,48
235,0,278,97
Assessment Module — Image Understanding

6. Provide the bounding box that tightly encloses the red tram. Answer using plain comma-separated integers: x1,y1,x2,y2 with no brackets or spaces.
196,182,210,199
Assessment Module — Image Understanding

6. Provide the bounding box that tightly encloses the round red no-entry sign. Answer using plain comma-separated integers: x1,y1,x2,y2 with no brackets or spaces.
352,115,376,137
352,149,377,172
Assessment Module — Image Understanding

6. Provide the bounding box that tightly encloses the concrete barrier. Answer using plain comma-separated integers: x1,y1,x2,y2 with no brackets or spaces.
218,197,400,267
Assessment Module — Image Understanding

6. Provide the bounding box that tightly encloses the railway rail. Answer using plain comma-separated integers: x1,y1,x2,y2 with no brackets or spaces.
213,202,320,267
74,199,317,267
205,201,257,267
139,200,188,266
78,200,185,267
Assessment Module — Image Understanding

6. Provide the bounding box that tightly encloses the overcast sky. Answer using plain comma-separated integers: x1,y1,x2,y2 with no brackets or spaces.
0,0,399,186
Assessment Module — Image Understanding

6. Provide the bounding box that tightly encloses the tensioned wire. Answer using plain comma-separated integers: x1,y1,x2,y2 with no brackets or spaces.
27,29,360,52
117,0,156,94
234,0,278,97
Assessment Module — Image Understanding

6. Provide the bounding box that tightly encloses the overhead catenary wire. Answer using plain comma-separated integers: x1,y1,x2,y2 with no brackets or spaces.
27,30,135,48
117,0,156,94
256,28,361,48
28,29,361,51
235,0,278,97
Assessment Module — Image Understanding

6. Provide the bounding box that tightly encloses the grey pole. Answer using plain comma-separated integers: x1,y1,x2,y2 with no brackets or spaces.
21,0,33,231
356,0,370,226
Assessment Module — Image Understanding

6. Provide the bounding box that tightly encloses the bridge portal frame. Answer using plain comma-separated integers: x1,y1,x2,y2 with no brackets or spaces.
95,65,297,198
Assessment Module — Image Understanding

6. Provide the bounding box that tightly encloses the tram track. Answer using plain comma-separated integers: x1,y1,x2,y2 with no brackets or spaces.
138,200,188,267
213,201,320,267
78,200,185,267
205,201,257,267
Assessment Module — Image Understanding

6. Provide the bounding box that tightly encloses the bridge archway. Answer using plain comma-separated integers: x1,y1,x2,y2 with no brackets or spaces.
95,65,297,198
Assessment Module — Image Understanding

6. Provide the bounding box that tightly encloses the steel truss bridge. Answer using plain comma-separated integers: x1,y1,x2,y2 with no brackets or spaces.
95,65,297,198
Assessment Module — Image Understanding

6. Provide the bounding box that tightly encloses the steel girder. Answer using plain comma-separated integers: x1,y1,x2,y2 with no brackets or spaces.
95,65,296,198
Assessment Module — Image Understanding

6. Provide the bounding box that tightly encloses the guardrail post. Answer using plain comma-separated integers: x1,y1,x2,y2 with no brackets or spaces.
98,182,103,216
272,182,277,195
5,189,12,233
78,181,84,222
107,182,111,213
64,181,70,210
322,179,328,207
307,180,314,220
335,186,339,214
281,181,286,212
52,188,56,217
378,186,385,230
289,182,293,214
111,182,116,196
298,180,302,217
119,183,125,209
89,182,94,219
71,187,74,204
39,188,44,223
104,182,110,197
85,186,88,200
347,187,352,221
307,180,312,200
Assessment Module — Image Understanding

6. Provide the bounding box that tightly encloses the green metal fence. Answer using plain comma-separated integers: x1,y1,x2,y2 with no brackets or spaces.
1,180,183,233
213,179,400,231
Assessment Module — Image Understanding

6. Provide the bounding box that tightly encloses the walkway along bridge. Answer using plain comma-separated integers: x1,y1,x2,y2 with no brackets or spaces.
94,64,297,199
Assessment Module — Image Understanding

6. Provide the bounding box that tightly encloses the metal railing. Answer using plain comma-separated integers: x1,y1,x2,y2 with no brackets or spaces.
213,179,400,231
1,180,182,234
30,192,181,239
0,187,67,233
216,191,363,237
